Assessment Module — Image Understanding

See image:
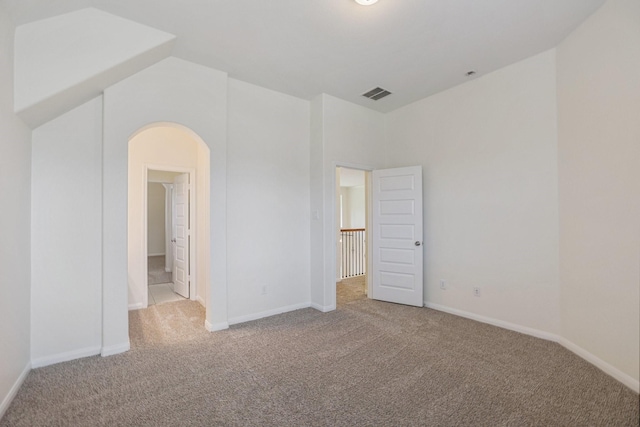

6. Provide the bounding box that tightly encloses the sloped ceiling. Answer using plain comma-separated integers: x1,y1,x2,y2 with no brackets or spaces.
14,8,175,128
5,0,606,114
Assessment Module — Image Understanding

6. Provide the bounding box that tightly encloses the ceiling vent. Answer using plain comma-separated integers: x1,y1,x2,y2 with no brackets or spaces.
362,87,392,101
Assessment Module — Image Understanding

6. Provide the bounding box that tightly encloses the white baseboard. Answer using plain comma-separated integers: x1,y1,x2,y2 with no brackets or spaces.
228,302,311,326
148,252,165,257
425,302,639,393
31,346,101,369
128,302,144,311
557,337,639,393
424,302,558,342
0,361,31,420
196,295,206,307
101,341,130,357
205,320,229,331
311,302,336,313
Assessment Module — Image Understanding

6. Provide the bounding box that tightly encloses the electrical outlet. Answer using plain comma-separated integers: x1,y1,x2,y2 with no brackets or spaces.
261,285,268,295
473,287,481,297
440,280,446,290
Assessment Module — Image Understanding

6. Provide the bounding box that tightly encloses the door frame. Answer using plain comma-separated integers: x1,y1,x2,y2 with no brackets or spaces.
143,164,197,307
331,161,374,309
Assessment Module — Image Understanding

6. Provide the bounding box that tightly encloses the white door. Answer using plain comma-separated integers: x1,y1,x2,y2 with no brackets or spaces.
172,173,189,298
372,166,423,306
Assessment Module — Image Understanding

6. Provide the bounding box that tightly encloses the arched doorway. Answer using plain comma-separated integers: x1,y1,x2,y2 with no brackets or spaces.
128,123,211,326
100,60,229,357
127,122,211,327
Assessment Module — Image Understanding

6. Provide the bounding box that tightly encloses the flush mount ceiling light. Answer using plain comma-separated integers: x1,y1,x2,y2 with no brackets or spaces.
355,0,378,5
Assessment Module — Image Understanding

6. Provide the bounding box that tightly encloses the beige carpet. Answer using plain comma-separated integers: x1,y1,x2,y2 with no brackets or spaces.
2,287,638,426
337,275,366,306
148,255,172,285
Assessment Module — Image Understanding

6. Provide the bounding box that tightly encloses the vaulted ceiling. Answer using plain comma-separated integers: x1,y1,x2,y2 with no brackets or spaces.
3,0,606,112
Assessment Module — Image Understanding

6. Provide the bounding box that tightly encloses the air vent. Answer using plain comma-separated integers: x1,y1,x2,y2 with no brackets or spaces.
362,87,392,101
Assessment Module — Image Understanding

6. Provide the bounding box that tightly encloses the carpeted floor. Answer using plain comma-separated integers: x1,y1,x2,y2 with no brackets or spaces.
2,282,638,426
337,275,366,306
148,255,172,285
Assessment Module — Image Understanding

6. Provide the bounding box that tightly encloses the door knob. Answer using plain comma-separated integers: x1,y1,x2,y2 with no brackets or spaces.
415,241,422,246
171,239,176,243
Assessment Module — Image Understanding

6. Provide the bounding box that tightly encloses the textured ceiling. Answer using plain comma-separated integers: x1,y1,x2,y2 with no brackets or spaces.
2,0,606,112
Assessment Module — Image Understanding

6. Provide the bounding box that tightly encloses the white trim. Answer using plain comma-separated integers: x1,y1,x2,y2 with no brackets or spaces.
424,302,558,341
0,361,31,420
32,346,101,369
142,164,198,309
228,302,311,325
128,302,145,311
205,320,229,332
148,252,165,257
142,166,149,308
101,341,130,357
557,337,639,393
328,162,375,312
162,183,174,273
425,302,640,393
311,302,335,313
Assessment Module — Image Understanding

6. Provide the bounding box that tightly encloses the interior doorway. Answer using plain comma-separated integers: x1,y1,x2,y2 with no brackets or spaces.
127,124,210,313
146,169,192,306
329,164,424,310
336,167,370,306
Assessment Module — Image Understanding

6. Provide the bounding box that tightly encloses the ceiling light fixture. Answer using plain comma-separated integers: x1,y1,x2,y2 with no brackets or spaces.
355,0,378,5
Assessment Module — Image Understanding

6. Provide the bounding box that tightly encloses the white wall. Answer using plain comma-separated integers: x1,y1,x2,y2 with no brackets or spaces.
103,57,228,346
341,185,365,229
31,96,103,365
339,187,349,229
128,126,201,309
557,0,640,385
147,182,166,256
386,50,561,334
310,94,387,310
226,78,311,322
196,141,210,307
0,3,32,417
309,96,325,306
